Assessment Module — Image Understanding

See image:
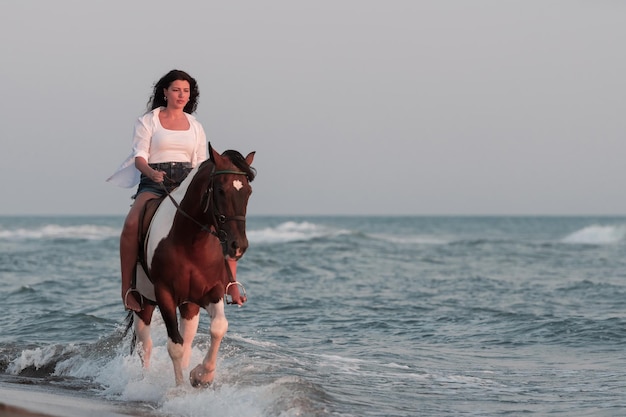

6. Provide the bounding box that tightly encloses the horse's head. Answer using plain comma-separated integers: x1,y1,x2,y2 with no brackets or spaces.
203,144,256,260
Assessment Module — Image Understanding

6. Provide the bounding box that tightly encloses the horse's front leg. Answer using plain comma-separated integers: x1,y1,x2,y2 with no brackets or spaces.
156,291,186,386
190,300,228,387
179,303,201,369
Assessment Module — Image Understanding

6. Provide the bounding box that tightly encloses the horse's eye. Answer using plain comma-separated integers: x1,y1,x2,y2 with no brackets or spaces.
218,188,225,196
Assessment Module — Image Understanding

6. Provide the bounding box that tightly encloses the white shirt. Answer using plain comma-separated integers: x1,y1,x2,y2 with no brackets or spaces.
107,108,207,188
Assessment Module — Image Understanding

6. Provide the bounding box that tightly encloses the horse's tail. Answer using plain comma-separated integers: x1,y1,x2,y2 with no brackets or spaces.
122,311,137,355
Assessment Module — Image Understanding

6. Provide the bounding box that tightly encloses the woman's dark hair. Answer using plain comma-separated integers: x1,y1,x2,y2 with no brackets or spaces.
148,69,199,113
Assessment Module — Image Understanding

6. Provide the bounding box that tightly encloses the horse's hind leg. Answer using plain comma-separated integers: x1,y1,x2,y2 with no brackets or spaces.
179,303,201,369
134,305,155,368
190,300,228,387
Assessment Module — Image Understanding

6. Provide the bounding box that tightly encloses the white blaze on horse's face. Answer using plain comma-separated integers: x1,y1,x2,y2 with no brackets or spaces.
233,180,243,191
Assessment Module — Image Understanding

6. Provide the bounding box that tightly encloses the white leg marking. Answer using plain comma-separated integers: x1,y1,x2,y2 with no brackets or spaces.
189,300,228,387
134,315,152,368
167,338,186,386
180,314,200,369
208,301,228,339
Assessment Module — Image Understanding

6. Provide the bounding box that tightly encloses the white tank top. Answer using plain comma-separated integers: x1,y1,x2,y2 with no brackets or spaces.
148,117,196,163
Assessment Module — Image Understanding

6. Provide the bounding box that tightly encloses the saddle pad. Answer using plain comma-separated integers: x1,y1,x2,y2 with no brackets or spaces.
135,262,156,303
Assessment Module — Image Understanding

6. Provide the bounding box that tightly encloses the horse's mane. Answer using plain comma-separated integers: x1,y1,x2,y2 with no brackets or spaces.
222,150,256,182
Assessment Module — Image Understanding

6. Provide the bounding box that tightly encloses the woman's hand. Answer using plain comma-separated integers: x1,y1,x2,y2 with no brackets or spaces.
151,169,165,183
135,157,165,183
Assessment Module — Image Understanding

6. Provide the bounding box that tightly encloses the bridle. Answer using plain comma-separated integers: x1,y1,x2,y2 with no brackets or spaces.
160,166,249,243
201,169,248,235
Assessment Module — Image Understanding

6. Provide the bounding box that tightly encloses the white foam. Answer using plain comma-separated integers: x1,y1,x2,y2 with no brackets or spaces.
159,383,271,417
6,344,83,374
228,333,279,348
561,225,626,245
0,224,119,241
371,233,449,245
317,353,363,364
247,221,347,244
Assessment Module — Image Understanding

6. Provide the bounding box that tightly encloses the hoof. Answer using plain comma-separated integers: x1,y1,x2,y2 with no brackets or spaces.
165,385,189,399
189,365,215,388
191,380,211,389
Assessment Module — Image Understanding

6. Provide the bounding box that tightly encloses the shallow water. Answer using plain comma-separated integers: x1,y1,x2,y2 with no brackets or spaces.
1,215,626,416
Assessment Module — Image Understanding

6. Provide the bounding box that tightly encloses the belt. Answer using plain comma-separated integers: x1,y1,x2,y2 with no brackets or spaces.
149,162,192,170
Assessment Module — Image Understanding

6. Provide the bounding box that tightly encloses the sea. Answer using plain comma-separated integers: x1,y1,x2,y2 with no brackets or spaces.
1,215,625,417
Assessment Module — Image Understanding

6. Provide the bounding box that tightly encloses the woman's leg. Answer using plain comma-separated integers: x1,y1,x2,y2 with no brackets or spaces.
120,192,159,311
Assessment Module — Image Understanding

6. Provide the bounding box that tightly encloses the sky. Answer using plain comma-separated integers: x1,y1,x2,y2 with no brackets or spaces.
1,1,624,216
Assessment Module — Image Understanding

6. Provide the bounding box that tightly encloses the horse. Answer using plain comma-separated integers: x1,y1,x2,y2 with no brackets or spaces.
126,144,255,387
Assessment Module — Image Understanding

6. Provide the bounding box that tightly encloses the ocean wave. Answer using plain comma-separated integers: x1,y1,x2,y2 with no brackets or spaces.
561,224,626,245
6,344,81,376
247,221,454,247
370,233,449,245
228,333,279,348
0,224,120,241
247,221,349,244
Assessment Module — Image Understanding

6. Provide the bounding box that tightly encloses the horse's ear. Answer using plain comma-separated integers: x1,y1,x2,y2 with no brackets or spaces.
245,151,255,166
208,142,220,163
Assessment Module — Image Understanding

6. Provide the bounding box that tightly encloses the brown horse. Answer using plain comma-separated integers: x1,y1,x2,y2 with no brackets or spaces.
127,144,255,387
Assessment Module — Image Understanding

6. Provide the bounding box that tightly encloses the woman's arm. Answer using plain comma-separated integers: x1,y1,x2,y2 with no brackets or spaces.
194,121,208,165
135,157,164,183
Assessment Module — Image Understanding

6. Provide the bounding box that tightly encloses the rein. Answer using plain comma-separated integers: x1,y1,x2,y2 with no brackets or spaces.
160,183,214,235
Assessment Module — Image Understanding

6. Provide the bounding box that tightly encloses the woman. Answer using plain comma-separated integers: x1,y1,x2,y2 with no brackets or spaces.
107,69,242,312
